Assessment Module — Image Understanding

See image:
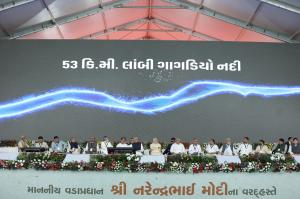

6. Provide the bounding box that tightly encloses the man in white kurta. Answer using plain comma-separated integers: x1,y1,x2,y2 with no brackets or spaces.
188,138,202,155
34,136,49,149
100,136,113,155
237,137,253,156
219,138,235,156
170,138,186,154
116,137,132,148
205,139,219,154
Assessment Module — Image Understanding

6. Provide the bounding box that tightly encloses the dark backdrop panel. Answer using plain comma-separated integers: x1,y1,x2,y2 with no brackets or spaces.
0,41,299,142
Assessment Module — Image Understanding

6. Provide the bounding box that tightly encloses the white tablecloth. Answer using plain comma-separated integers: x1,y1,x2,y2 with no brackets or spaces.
293,155,300,163
63,154,90,163
216,155,241,164
0,147,18,153
139,155,165,164
0,152,19,160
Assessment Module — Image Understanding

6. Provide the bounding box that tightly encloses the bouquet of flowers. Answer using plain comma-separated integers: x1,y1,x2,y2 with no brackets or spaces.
270,153,286,162
168,162,186,173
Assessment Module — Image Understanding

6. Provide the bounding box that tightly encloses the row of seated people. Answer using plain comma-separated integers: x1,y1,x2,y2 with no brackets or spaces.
17,135,300,156
17,136,142,155
164,137,300,156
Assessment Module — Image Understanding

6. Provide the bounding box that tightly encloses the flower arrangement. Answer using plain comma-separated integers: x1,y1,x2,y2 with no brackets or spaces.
258,162,272,172
61,161,91,171
94,161,105,171
241,161,257,173
0,153,299,173
168,162,186,173
219,163,239,173
0,159,27,169
270,153,285,162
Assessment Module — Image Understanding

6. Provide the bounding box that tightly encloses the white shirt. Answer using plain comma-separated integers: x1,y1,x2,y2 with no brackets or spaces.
116,143,132,148
188,144,202,155
34,142,48,148
220,144,234,156
170,143,186,154
100,141,113,155
237,143,253,155
205,144,219,154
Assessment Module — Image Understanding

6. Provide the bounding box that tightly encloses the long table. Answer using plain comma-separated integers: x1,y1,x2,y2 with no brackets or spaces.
216,155,241,164
139,155,165,164
0,150,298,164
0,147,19,160
64,154,166,163
63,154,90,163
0,152,19,161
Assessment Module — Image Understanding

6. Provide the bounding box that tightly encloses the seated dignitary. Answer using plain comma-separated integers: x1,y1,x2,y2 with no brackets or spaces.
272,138,285,154
116,137,132,148
205,138,219,155
170,138,186,154
132,137,144,155
18,136,30,151
34,136,49,149
100,136,113,155
188,138,202,155
236,137,253,156
219,138,236,156
163,137,175,155
67,137,80,154
84,137,99,154
150,137,162,155
255,139,271,154
51,136,67,153
290,137,300,155
130,137,135,146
